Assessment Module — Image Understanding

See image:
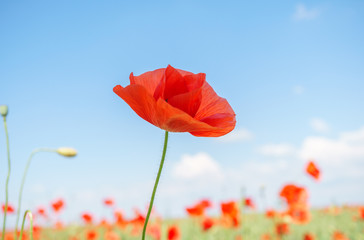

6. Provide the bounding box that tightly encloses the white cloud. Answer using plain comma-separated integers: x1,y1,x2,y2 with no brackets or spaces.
172,152,224,180
293,4,320,21
310,118,330,133
293,85,305,95
299,126,364,164
258,143,296,157
218,128,253,143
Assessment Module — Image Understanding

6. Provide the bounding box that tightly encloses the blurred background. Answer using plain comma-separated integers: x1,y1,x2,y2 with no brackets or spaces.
0,0,363,225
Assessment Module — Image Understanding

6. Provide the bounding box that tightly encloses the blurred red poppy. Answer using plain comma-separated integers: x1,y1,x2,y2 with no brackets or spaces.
114,210,127,227
265,209,276,218
304,233,315,240
202,218,214,231
37,206,47,217
286,205,310,224
167,225,180,240
244,197,255,209
147,223,161,240
104,198,114,207
51,198,65,213
114,65,236,137
276,222,290,235
359,207,364,220
86,230,98,240
104,231,121,240
306,161,320,180
221,201,239,218
2,203,15,213
82,212,93,224
280,184,308,205
186,204,204,217
221,201,240,228
332,231,349,240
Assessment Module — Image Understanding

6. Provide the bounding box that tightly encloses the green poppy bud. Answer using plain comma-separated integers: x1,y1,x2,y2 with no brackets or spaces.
0,105,8,117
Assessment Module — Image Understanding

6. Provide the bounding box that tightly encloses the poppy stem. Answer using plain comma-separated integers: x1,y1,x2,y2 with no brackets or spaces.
141,131,169,240
19,210,33,240
14,148,57,240
1,116,11,240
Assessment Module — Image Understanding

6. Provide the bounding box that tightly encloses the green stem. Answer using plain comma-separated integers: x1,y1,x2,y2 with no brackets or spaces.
1,116,11,240
14,148,57,239
141,131,169,240
19,210,33,240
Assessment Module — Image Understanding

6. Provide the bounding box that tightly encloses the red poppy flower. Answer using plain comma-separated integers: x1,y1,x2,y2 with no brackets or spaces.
275,222,290,235
221,201,240,228
286,205,311,224
2,203,15,213
114,210,127,226
104,231,121,240
306,161,320,180
130,209,145,226
51,198,65,213
244,197,255,209
37,206,47,217
265,209,276,218
113,65,236,137
186,204,204,217
198,199,212,209
86,230,98,240
332,231,349,240
359,207,364,220
202,217,214,231
104,198,114,207
221,201,239,218
167,225,180,240
280,184,308,205
304,233,315,240
147,224,161,240
82,212,93,224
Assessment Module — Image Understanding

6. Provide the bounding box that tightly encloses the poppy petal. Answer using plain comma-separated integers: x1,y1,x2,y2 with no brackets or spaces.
130,68,165,96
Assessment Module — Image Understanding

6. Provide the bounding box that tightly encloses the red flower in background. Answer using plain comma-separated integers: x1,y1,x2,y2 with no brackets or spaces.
306,161,320,180
221,201,239,218
276,222,290,235
104,231,121,240
265,209,276,218
2,203,15,213
244,197,255,209
332,231,349,240
280,184,308,205
113,65,236,137
186,204,204,217
304,233,315,240
82,212,93,224
167,225,180,240
104,198,114,207
202,218,214,231
37,206,47,217
186,199,212,217
86,230,98,240
114,210,127,227
221,201,240,227
359,207,364,220
286,206,310,224
51,198,65,213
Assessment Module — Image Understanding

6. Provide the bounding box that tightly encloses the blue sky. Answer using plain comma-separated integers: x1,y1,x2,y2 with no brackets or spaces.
1,1,364,224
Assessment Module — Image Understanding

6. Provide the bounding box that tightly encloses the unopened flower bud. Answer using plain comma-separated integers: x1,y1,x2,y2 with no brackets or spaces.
57,147,77,157
0,105,8,117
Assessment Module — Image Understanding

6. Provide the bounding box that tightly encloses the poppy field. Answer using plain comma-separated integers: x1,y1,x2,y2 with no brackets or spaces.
1,65,364,240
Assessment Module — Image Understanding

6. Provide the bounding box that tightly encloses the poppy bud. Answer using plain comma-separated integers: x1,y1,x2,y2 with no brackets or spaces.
0,105,8,117
57,147,77,157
